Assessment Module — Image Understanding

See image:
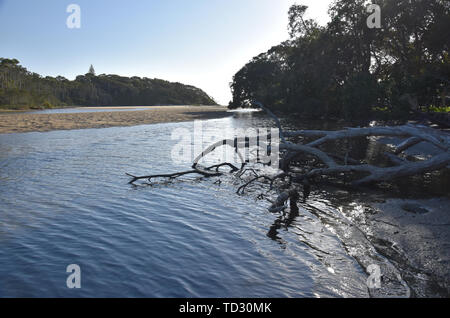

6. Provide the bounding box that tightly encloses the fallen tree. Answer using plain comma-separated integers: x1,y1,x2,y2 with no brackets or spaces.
127,101,450,212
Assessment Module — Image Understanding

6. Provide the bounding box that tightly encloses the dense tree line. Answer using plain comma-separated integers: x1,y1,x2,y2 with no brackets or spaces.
0,59,216,109
229,0,449,120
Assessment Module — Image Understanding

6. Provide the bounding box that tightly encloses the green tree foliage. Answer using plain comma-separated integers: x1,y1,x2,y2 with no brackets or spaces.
0,59,216,109
229,0,449,120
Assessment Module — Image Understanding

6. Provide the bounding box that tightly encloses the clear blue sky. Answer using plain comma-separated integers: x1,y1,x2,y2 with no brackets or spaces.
0,0,331,104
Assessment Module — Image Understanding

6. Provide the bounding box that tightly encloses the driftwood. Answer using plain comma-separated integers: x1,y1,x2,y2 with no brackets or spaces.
126,163,240,184
127,101,450,212
281,124,449,185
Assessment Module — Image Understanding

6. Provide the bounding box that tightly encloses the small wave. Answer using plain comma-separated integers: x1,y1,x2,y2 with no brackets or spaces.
227,108,262,113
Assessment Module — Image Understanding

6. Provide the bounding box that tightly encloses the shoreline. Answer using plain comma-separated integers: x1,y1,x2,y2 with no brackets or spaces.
0,105,231,134
0,105,222,112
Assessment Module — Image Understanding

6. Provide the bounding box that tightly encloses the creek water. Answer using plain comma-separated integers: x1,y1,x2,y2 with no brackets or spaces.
0,111,447,297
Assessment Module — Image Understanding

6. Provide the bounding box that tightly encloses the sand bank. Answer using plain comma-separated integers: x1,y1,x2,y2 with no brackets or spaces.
0,106,230,134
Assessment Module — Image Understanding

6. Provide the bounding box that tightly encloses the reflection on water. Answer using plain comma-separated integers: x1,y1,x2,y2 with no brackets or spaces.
0,112,447,297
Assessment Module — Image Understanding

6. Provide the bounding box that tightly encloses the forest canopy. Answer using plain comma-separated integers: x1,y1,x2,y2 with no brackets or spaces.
0,59,217,109
229,0,450,120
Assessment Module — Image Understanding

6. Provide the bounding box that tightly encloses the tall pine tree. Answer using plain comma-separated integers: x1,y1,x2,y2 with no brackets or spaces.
88,64,95,76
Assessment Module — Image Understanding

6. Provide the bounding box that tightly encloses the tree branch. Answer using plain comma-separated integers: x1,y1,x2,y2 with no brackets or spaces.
127,101,450,213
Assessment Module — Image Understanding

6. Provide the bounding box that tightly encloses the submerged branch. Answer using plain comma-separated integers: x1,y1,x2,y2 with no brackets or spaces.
127,168,223,185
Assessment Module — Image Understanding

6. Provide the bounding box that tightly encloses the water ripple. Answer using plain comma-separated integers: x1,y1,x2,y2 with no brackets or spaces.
0,117,379,297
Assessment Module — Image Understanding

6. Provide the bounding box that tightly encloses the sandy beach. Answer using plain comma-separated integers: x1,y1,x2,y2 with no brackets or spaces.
0,106,230,134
